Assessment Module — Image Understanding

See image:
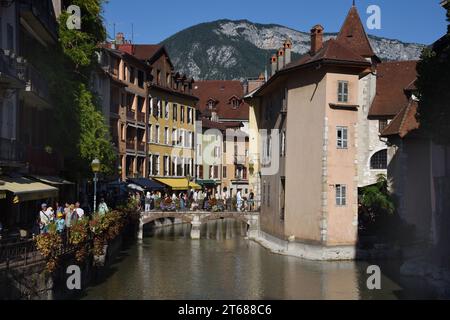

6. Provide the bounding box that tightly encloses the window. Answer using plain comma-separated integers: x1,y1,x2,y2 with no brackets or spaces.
138,70,144,88
370,149,388,170
155,155,160,176
149,154,153,175
164,127,169,145
231,98,240,109
173,104,178,121
166,73,171,87
208,100,214,109
223,166,227,178
126,94,134,111
181,106,185,123
336,184,347,206
148,124,153,143
165,101,169,119
214,166,219,179
129,66,135,84
156,69,161,85
137,96,145,113
379,120,389,133
172,128,177,146
157,99,162,118
338,81,349,103
163,156,169,176
337,127,348,149
155,125,160,144
187,108,192,124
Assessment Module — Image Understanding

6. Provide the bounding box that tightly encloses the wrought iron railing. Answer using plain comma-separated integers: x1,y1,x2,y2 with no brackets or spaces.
0,138,25,163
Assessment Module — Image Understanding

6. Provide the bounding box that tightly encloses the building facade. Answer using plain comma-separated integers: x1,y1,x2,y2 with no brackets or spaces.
193,80,250,196
1,0,65,230
101,35,198,188
245,5,387,259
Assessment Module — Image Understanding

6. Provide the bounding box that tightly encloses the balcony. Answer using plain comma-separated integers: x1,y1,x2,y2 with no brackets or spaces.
0,138,25,166
19,0,58,46
234,155,246,165
137,142,145,153
19,63,51,108
126,140,136,151
127,110,136,121
0,50,26,90
25,145,63,175
137,112,146,123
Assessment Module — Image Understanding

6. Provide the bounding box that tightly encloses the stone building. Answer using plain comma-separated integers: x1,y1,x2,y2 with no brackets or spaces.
100,34,200,191
245,4,396,260
193,80,250,196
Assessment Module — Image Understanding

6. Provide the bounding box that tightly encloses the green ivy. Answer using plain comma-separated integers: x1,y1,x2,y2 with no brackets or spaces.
34,0,116,178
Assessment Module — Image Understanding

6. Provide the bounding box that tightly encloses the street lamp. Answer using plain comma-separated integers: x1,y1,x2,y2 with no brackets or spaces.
186,174,191,191
91,158,101,213
118,165,122,182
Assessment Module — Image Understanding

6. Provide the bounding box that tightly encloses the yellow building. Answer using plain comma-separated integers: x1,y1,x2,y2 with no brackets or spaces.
102,35,199,190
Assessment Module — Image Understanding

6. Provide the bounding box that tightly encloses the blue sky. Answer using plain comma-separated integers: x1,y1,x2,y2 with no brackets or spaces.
103,0,447,45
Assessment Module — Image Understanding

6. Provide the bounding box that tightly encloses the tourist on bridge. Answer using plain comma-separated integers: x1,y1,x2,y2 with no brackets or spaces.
236,191,243,212
145,192,152,212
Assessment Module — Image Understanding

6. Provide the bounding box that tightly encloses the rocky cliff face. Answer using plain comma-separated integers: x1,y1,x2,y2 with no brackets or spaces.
161,19,425,80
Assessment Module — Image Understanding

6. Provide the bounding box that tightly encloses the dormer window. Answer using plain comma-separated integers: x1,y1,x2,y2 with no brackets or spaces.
230,97,241,109
207,99,215,110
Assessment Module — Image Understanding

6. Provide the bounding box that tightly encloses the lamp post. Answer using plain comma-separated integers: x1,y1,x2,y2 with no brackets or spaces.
118,165,122,183
91,158,101,213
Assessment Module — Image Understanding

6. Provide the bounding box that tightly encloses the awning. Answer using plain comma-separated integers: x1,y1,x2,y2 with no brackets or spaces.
127,178,166,191
154,178,202,191
196,179,219,186
0,176,58,202
29,175,74,186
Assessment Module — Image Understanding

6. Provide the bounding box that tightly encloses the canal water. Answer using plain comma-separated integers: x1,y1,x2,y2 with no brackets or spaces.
81,219,435,300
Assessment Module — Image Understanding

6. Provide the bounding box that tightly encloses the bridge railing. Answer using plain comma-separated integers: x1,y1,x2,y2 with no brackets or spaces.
147,198,261,214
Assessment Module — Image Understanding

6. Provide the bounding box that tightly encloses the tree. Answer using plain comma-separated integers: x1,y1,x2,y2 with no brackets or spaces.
46,0,116,178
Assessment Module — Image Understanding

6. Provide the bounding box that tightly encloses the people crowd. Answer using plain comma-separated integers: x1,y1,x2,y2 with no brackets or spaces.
36,198,110,238
139,187,257,213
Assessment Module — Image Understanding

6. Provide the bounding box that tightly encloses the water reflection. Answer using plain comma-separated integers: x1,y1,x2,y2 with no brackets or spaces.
82,219,429,300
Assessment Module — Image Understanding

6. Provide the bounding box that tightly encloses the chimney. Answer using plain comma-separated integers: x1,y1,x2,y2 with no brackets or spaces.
283,39,292,65
277,47,284,71
310,25,324,55
116,32,125,45
271,54,277,76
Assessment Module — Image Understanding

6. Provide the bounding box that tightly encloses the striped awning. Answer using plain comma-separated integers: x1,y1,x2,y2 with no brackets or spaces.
154,178,201,191
0,176,58,202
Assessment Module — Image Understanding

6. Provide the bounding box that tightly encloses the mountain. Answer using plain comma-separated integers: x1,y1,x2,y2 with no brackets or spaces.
160,19,426,80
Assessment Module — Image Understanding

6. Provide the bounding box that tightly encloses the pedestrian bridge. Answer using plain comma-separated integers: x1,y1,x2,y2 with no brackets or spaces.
138,211,259,239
